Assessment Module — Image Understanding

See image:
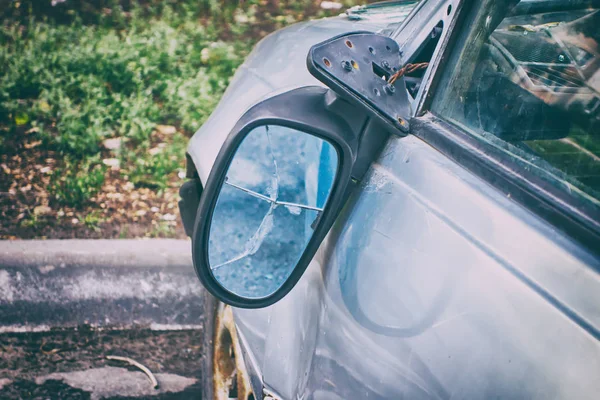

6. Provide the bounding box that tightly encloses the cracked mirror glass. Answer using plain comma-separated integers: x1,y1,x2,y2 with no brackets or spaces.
208,125,338,299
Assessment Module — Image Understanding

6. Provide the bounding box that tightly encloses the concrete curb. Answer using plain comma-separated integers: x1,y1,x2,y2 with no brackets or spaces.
0,239,192,270
0,239,204,331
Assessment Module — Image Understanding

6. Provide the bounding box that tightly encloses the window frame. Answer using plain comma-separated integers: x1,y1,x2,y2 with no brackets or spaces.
390,0,468,115
410,0,600,255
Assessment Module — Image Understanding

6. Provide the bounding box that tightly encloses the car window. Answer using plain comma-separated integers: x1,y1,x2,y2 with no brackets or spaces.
432,0,600,207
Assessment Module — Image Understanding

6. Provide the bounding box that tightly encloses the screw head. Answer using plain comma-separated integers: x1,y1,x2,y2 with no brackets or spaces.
384,84,395,95
341,60,353,71
558,54,566,62
382,60,391,69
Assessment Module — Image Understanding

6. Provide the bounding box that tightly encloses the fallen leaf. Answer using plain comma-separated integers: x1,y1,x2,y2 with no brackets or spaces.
161,213,177,221
320,1,342,10
15,112,29,126
102,158,120,169
321,1,342,10
155,125,177,135
24,140,42,149
38,100,51,112
103,137,123,151
148,147,162,156
34,206,52,216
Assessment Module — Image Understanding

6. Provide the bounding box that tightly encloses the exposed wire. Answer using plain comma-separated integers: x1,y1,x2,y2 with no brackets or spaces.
388,62,430,85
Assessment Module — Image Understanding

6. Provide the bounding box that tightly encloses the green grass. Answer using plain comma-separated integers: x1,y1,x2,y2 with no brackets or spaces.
0,0,365,214
0,8,247,207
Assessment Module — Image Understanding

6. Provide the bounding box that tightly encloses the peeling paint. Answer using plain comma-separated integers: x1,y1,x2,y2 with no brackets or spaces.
363,167,392,193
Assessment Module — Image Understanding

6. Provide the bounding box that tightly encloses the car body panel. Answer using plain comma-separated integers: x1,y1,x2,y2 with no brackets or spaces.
288,132,600,399
187,2,600,399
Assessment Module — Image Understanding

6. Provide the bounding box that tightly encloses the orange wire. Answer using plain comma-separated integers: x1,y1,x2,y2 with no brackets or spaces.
388,62,429,85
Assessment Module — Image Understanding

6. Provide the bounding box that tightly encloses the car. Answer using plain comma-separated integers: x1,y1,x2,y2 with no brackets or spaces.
178,0,600,399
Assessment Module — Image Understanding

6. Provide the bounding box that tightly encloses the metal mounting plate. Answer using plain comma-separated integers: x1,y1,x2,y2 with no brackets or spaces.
307,32,411,134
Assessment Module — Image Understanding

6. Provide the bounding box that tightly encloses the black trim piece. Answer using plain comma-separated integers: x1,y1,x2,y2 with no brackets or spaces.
185,153,198,179
178,179,202,238
412,113,600,258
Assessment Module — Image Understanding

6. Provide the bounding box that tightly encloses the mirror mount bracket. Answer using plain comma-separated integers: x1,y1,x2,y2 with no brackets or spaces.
308,31,412,135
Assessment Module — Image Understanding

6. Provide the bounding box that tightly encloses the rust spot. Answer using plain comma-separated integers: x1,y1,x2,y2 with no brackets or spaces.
212,305,254,400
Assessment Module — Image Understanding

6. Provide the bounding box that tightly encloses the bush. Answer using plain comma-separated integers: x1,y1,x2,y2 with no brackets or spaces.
50,157,107,208
0,4,250,209
0,0,365,219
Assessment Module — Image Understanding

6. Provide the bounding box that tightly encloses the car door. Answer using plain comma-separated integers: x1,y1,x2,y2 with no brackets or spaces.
258,0,600,399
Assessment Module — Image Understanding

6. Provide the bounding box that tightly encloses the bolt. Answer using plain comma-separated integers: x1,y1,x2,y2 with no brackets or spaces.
384,84,395,95
341,60,353,71
558,54,566,62
382,60,391,69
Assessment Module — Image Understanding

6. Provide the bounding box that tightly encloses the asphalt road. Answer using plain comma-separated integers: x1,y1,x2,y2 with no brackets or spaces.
0,327,203,399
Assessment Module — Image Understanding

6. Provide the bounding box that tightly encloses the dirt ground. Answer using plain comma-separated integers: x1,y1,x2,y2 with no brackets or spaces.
0,126,187,241
0,327,203,399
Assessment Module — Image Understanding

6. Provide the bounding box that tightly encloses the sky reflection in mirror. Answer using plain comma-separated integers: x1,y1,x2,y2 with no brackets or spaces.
208,125,338,299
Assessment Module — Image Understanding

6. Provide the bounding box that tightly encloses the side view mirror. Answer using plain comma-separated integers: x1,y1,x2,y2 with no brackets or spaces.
192,86,389,308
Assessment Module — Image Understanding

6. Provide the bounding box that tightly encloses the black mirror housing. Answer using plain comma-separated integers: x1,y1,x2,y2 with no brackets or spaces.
192,86,387,308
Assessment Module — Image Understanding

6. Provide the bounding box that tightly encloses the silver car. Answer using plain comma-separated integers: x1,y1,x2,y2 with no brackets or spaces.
179,0,600,399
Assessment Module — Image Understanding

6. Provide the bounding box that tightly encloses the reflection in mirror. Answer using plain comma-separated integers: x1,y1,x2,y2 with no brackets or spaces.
208,125,338,299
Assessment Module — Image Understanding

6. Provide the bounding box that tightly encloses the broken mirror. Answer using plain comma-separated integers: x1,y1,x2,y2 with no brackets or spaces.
207,125,338,299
